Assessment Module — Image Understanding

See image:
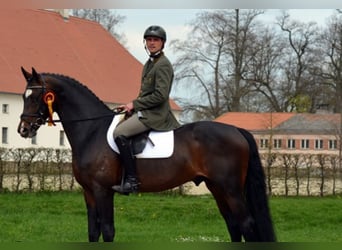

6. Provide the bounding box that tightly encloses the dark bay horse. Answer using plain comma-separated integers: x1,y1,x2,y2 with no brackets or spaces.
17,67,276,242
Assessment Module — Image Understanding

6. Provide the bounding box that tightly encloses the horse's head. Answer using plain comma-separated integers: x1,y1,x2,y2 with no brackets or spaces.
18,67,53,138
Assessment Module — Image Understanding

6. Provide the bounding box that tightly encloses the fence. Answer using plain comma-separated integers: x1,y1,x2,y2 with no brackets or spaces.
0,147,341,196
0,147,78,192
261,153,342,196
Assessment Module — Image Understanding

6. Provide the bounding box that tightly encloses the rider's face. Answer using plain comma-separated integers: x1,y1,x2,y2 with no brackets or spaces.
145,37,163,54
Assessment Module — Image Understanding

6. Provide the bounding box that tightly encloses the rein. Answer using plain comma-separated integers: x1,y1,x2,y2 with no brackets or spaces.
50,113,117,124
21,101,122,125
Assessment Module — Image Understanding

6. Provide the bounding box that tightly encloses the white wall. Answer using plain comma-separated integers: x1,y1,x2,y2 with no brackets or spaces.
1,92,70,149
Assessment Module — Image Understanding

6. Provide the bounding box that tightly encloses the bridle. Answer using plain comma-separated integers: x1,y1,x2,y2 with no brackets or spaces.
20,74,122,130
20,75,52,131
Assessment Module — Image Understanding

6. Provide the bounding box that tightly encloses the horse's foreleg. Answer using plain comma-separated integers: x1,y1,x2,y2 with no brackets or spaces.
84,188,115,242
84,191,101,242
94,189,115,242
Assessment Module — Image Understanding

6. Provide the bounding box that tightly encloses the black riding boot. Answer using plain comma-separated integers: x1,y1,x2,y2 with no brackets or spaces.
112,135,139,194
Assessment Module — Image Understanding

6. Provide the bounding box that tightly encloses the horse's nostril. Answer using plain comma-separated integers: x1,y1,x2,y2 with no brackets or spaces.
20,127,29,137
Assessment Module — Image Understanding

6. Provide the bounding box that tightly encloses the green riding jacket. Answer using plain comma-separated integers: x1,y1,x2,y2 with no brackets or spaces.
132,53,180,131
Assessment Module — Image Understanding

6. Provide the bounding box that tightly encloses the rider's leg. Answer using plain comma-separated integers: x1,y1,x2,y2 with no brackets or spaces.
112,114,149,194
112,135,139,193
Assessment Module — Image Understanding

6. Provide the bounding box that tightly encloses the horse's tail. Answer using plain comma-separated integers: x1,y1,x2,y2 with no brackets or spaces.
237,127,276,242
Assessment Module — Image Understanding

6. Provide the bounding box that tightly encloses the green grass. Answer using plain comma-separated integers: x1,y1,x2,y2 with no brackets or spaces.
271,196,342,242
0,192,341,242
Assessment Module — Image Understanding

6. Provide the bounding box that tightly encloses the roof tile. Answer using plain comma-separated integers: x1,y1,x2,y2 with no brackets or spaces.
215,112,341,134
215,112,296,131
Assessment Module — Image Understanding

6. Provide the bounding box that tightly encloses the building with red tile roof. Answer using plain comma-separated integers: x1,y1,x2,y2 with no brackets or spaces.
215,112,296,132
215,112,341,155
0,9,180,149
0,9,179,108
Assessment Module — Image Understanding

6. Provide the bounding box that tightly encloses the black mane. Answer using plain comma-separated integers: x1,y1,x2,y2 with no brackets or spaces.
42,73,111,111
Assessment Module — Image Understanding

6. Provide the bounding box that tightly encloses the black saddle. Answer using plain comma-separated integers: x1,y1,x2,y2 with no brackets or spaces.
129,131,155,155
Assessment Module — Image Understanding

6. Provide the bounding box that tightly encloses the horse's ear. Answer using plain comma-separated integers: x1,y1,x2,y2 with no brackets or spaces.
21,67,32,80
31,67,39,80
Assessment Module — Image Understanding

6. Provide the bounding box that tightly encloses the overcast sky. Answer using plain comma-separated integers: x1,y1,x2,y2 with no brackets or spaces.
115,9,338,64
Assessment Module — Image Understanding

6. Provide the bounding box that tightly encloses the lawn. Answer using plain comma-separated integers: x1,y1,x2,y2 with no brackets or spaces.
0,191,341,242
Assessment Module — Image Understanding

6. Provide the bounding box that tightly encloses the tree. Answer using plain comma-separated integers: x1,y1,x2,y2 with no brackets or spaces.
9,148,25,192
172,10,342,122
225,9,265,112
72,9,127,44
245,26,287,112
22,148,41,191
276,11,321,112
0,148,9,191
54,148,72,191
318,13,342,113
171,9,264,121
318,13,342,175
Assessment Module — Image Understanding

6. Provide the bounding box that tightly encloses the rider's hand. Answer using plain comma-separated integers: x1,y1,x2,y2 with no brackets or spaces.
125,102,134,113
116,103,133,113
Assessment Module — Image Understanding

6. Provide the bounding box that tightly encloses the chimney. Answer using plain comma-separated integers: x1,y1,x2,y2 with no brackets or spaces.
56,9,70,21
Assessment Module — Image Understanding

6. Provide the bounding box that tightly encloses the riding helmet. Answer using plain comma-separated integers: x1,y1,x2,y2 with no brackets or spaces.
143,25,167,41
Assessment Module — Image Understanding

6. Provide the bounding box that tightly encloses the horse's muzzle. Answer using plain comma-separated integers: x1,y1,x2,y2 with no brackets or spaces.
17,120,38,138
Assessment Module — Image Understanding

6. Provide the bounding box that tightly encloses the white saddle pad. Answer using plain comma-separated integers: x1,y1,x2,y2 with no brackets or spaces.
106,115,174,158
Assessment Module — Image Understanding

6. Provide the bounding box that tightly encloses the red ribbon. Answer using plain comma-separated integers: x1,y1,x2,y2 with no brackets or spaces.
43,92,56,126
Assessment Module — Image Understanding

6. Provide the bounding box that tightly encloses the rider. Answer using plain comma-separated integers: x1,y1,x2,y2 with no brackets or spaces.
112,25,180,194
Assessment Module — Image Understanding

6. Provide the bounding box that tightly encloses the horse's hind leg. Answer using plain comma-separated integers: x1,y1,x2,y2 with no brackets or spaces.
206,182,242,242
228,195,257,241
206,182,258,242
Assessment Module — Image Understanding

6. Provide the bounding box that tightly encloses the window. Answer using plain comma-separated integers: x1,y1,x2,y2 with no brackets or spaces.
329,140,337,150
315,139,323,149
31,135,37,145
273,139,282,149
287,139,296,149
260,139,269,149
59,130,65,146
2,104,9,114
301,139,310,149
2,127,8,144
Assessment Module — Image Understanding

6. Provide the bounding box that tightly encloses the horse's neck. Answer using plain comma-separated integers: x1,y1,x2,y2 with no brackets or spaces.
52,80,112,149
56,85,109,121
